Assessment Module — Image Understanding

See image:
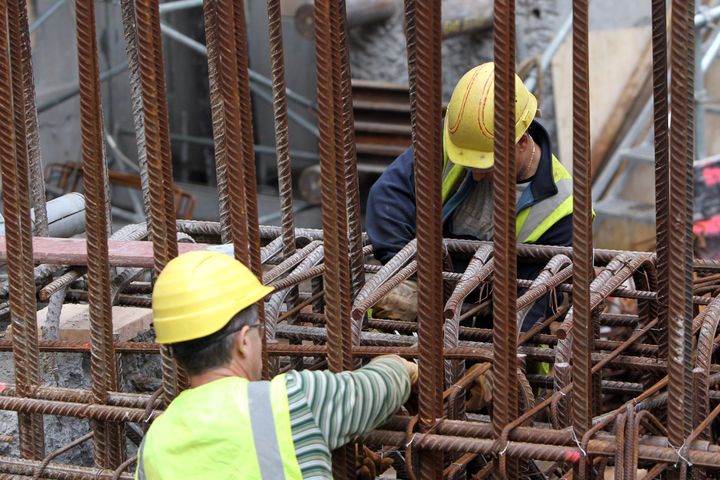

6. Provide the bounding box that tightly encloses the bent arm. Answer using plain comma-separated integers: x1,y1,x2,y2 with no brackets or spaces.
366,147,418,264
288,356,411,450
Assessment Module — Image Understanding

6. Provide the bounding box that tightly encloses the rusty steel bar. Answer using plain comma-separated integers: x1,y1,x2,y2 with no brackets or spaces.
493,0,519,476
652,0,669,359
265,0,298,342
202,0,230,243
120,0,152,227
15,0,47,237
667,0,695,469
0,0,44,460
232,0,263,282
229,0,266,375
571,3,594,474
75,0,123,467
313,0,356,475
335,0,366,309
133,0,182,406
407,0,444,476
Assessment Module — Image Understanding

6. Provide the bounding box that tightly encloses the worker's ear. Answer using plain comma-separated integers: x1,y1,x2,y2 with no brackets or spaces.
517,133,530,152
234,325,251,358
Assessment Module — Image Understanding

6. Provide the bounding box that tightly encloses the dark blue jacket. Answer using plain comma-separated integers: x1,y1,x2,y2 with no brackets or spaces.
365,121,573,330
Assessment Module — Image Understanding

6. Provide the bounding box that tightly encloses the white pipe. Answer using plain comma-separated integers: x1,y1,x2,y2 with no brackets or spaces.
0,193,86,238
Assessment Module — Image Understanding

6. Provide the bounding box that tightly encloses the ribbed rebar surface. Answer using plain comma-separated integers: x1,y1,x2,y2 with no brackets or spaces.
667,0,695,464
75,0,122,467
408,0,444,477
491,0,519,450
0,1,717,478
570,0,594,449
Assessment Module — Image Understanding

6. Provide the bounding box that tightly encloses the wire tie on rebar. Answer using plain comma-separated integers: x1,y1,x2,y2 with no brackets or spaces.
405,433,418,449
669,441,693,468
145,410,155,423
498,440,510,457
570,427,587,457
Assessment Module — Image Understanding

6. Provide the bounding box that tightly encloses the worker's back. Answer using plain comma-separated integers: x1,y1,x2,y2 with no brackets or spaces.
136,375,302,479
135,356,413,479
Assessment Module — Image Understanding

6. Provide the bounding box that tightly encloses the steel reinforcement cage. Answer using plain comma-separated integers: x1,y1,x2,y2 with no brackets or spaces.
0,0,719,479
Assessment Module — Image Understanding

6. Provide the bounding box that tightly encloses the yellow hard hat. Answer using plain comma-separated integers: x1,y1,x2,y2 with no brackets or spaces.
443,62,537,169
152,250,273,344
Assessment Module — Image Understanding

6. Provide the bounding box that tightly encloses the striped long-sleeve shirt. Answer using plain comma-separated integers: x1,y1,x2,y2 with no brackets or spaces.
285,356,412,478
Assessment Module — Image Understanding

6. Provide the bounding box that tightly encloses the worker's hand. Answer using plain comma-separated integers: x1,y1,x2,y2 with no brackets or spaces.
355,444,394,480
373,280,418,322
465,365,493,412
372,354,418,385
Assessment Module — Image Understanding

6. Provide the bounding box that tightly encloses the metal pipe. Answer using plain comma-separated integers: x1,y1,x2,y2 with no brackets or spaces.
28,0,66,34
158,0,202,13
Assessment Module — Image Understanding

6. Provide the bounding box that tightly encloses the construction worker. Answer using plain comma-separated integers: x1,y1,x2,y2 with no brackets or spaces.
366,62,575,331
135,250,417,479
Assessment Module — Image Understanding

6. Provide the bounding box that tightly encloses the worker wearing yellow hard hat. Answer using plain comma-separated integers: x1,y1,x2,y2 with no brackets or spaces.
366,61,582,332
136,250,417,479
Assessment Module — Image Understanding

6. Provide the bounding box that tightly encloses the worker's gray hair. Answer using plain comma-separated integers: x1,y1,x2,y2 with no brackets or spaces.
171,305,259,376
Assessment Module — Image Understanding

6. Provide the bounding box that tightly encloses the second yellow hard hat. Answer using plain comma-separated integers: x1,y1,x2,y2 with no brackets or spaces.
443,62,537,169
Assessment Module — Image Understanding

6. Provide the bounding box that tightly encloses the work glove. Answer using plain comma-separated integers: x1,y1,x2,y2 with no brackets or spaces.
372,354,418,385
355,444,394,480
373,280,418,322
465,365,493,412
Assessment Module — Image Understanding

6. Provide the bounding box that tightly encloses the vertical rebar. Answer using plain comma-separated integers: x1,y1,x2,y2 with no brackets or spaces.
314,0,355,474
667,1,695,477
232,0,266,375
266,0,296,261
233,0,262,280
120,0,152,227
265,0,299,374
17,0,48,237
212,0,250,265
0,0,45,460
409,0,444,477
492,0,519,477
336,0,366,311
133,0,181,402
75,0,123,467
202,0,231,243
651,0,669,358
570,0,594,465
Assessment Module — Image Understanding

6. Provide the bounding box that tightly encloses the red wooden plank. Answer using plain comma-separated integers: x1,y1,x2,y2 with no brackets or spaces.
0,237,209,267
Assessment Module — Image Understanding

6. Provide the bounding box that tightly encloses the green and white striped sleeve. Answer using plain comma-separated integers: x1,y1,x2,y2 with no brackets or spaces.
290,357,411,451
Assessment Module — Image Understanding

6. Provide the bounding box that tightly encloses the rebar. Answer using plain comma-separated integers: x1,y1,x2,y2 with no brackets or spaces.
667,1,695,472
0,0,44,460
407,0,444,476
75,0,123,467
0,0,718,478
571,2,594,466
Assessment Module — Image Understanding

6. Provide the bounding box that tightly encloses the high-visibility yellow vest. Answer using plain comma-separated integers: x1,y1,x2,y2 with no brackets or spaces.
440,153,575,243
135,375,302,480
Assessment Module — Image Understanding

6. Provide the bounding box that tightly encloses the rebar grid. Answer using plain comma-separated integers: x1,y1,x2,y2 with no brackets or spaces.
0,1,718,479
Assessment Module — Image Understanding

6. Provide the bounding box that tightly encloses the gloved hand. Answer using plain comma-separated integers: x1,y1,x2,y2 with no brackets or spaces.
465,365,493,412
372,354,418,385
355,444,394,480
373,280,418,322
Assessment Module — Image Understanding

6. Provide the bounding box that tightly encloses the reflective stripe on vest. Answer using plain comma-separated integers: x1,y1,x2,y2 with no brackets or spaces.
136,437,147,480
441,152,575,243
135,375,302,480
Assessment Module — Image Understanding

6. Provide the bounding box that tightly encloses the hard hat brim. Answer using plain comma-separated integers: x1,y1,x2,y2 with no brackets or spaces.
443,121,494,169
